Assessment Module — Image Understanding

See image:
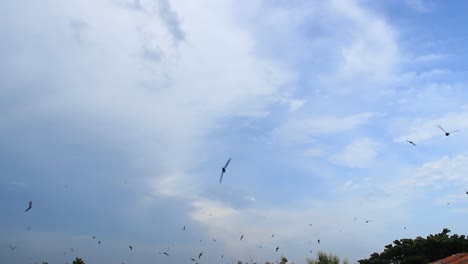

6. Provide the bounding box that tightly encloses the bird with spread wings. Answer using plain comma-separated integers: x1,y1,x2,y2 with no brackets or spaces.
219,158,231,183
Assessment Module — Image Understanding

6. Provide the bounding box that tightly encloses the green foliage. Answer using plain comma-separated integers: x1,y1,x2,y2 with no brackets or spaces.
279,256,289,264
307,251,340,264
73,257,86,264
358,228,468,264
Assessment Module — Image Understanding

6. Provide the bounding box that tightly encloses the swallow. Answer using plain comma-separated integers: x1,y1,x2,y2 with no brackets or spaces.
406,140,416,146
212,239,216,242
183,226,186,230
365,219,373,223
272,234,275,237
191,259,196,262
98,241,101,244
437,125,459,136
129,245,133,250
317,239,320,244
9,245,16,250
158,251,170,256
25,201,32,212
92,236,96,239
240,234,244,240
199,251,203,259
276,246,279,252
219,158,231,183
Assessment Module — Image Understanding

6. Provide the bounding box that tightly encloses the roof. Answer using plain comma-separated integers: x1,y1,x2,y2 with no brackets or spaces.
430,253,468,264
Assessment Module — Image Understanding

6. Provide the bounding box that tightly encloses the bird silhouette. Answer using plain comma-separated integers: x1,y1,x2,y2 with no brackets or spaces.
240,234,244,240
191,258,196,262
129,245,133,250
92,236,96,239
9,245,16,250
276,246,280,252
199,251,203,259
465,189,468,195
219,158,231,183
365,219,373,223
183,226,186,230
406,140,416,146
98,241,101,244
437,125,459,136
158,251,170,256
272,234,275,237
317,239,320,244
27,226,30,230
212,238,216,242
25,201,32,212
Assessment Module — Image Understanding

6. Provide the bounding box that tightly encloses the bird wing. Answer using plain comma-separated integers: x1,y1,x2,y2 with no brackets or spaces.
224,158,231,168
449,129,460,133
219,171,224,183
436,125,447,133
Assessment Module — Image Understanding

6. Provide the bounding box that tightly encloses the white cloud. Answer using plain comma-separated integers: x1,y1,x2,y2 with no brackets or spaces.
405,0,434,13
403,155,468,188
394,107,468,143
331,137,380,168
272,112,377,145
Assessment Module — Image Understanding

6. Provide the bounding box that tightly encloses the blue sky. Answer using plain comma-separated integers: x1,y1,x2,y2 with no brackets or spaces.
1,0,468,263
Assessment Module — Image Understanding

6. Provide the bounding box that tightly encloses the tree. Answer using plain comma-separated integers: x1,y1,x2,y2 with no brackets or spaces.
279,256,289,264
73,257,86,264
307,251,340,264
358,228,468,264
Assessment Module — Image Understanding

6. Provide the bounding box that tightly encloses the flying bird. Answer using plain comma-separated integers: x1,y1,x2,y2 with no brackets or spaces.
437,125,459,136
465,189,468,195
98,241,101,244
406,140,416,146
365,219,373,223
158,251,170,256
212,238,216,242
240,234,244,240
272,234,275,237
191,259,196,262
92,236,96,239
25,201,32,212
317,239,320,244
276,246,280,252
9,245,16,250
183,226,186,230
129,245,133,250
199,251,203,259
27,226,30,230
219,158,231,183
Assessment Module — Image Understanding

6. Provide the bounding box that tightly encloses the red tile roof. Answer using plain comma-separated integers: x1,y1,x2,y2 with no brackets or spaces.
430,253,468,264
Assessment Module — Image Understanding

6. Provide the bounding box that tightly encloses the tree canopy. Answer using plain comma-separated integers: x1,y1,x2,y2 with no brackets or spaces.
358,228,468,264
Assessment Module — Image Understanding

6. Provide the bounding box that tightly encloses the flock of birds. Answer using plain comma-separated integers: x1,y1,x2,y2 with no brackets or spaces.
405,125,459,146
9,124,468,263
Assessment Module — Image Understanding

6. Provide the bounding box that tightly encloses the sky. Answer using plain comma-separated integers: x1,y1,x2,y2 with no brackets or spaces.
1,0,468,263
